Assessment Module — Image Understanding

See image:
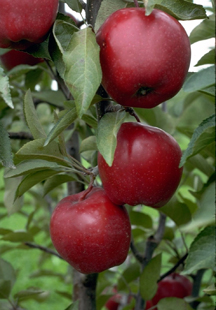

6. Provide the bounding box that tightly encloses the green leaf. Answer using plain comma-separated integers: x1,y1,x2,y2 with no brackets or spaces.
183,66,215,93
44,108,77,146
140,254,162,300
4,178,23,215
203,284,216,296
0,121,14,168
51,19,78,77
6,64,41,79
181,182,215,232
156,0,207,20
180,115,215,166
64,0,82,13
195,49,215,67
0,258,16,299
190,14,215,44
63,27,102,117
0,67,13,108
14,287,46,301
95,0,127,32
129,210,153,229
23,89,46,139
1,231,34,243
160,198,192,226
157,297,193,310
183,226,215,274
64,300,79,310
16,170,60,197
5,159,64,178
144,0,163,16
15,138,71,167
43,174,78,196
135,105,175,134
80,136,97,153
117,262,141,291
24,35,52,60
31,90,66,108
96,111,127,166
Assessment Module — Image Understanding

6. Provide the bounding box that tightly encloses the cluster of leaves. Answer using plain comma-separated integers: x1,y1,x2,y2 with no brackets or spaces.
0,0,215,310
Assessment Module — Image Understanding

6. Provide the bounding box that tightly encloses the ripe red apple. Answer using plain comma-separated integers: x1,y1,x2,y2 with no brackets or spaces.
98,122,183,208
0,50,43,71
50,187,131,274
105,293,121,310
96,8,191,109
0,0,59,50
151,273,192,308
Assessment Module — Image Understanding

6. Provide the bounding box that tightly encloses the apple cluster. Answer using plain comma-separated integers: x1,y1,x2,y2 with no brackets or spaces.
50,7,190,276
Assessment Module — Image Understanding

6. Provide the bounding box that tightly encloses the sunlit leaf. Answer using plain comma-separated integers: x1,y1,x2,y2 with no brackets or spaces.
63,27,102,117
0,67,13,108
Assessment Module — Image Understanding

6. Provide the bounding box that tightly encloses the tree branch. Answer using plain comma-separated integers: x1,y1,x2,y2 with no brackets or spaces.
158,253,188,282
9,132,34,140
24,242,63,260
86,0,103,28
134,213,166,310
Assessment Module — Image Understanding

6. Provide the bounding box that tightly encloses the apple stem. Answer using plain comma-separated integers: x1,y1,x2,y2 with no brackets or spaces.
134,0,139,7
79,174,95,201
124,107,141,122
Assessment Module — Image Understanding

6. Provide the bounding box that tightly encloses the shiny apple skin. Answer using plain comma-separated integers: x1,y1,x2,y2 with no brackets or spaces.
0,0,59,50
50,187,131,274
98,122,183,208
0,50,43,71
152,273,192,308
96,8,191,109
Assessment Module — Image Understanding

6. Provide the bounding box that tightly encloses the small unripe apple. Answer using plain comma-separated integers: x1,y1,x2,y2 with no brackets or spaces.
0,0,59,50
0,50,43,71
98,122,183,208
96,8,191,109
50,187,131,274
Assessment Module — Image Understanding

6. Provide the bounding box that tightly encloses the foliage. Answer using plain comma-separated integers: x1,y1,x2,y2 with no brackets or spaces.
0,1,215,310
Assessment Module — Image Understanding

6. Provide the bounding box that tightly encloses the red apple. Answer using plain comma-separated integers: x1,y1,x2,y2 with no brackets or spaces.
151,273,192,308
50,187,131,274
105,294,121,310
0,0,59,50
0,50,43,71
96,8,191,109
145,300,153,309
98,122,183,208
